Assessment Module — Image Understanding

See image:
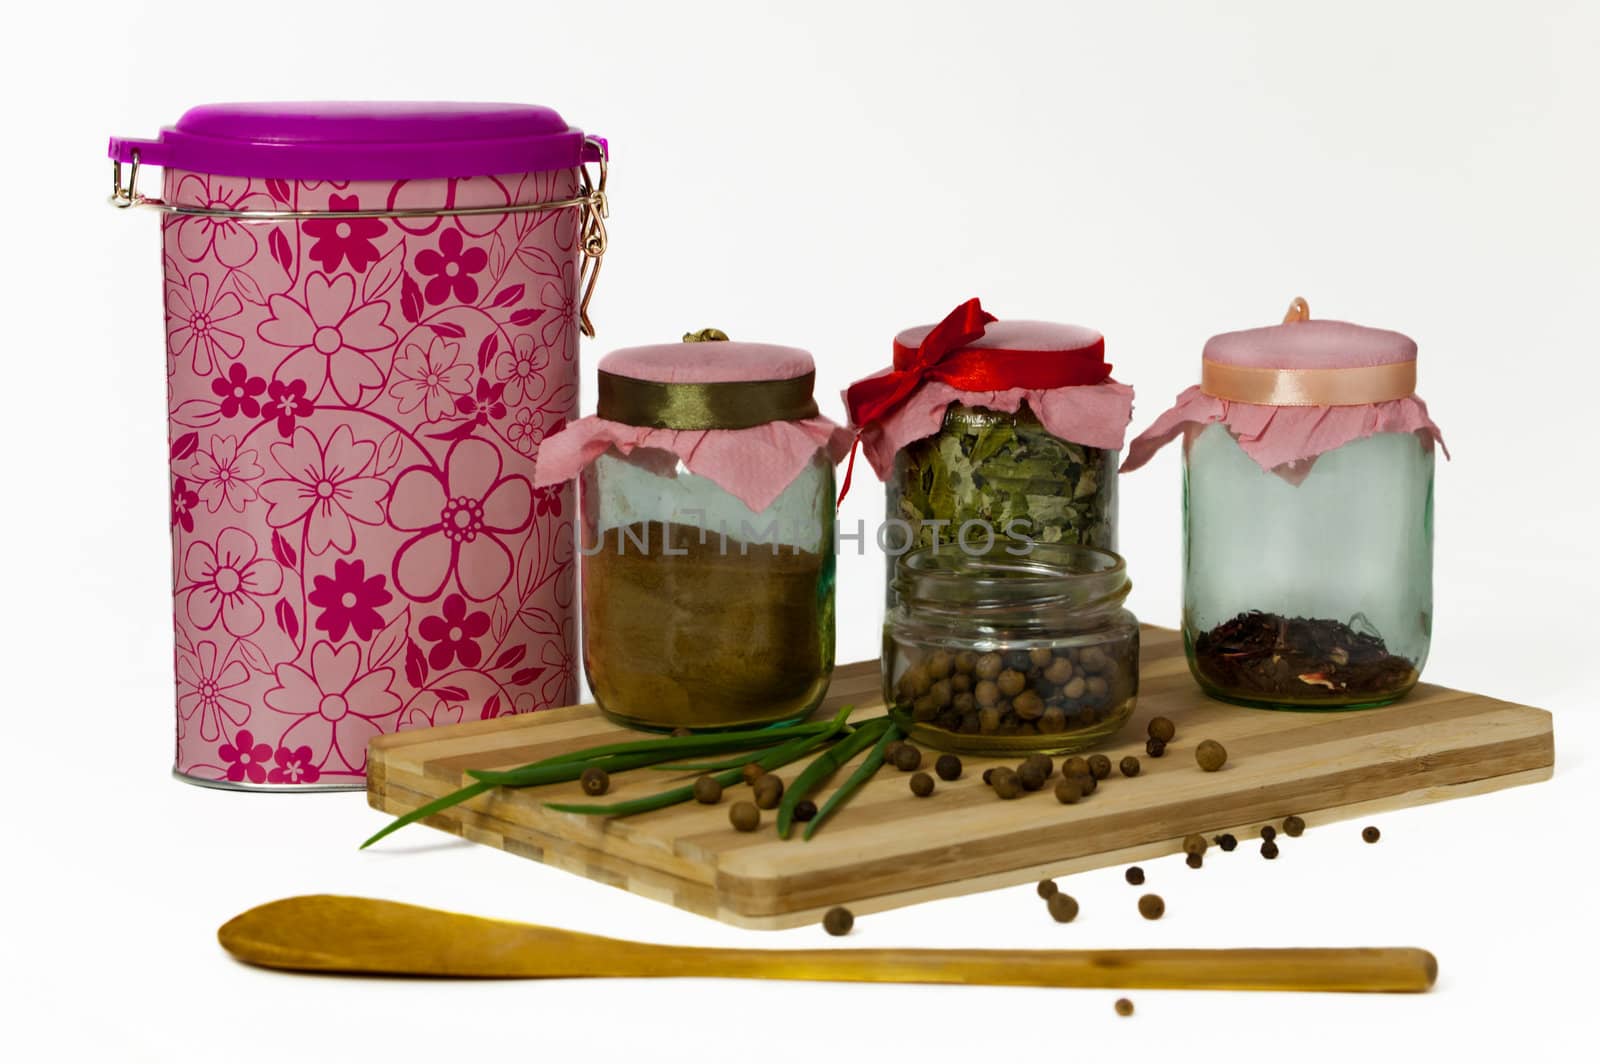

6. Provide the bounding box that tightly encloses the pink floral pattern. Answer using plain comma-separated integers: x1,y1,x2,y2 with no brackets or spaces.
161,167,581,786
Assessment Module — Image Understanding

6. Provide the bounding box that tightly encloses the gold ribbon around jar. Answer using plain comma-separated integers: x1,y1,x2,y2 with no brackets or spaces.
596,328,820,429
1199,297,1417,407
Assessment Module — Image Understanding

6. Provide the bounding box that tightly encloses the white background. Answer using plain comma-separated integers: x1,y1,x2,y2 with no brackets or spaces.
4,1,1597,1060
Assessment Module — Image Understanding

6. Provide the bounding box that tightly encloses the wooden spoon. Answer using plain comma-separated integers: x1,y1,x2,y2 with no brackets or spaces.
219,895,1437,992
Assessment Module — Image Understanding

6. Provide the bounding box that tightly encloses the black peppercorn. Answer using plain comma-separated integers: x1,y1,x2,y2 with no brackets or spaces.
909,771,935,797
692,775,722,804
892,745,922,772
1261,839,1279,860
1125,866,1145,885
1147,716,1176,743
579,766,610,797
753,774,784,810
1047,892,1079,923
1186,852,1204,869
1363,825,1381,844
1138,894,1165,920
1037,878,1059,899
822,906,854,936
729,801,760,832
1114,998,1134,1017
1087,754,1111,780
1119,756,1140,778
1215,833,1238,852
1195,739,1228,772
792,798,817,822
1145,737,1166,758
1259,825,1277,842
1283,815,1306,837
934,754,962,781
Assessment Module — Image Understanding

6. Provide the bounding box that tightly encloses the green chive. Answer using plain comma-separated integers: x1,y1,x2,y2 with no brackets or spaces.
803,721,902,840
776,717,893,839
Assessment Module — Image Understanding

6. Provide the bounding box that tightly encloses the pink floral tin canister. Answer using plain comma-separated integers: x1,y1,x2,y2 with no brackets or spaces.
109,103,609,789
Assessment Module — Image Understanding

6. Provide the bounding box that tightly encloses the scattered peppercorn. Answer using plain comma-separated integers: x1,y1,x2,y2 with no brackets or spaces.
1017,761,1048,791
1259,825,1277,842
1061,756,1090,779
792,799,818,822
993,771,1023,800
1183,833,1208,857
579,766,610,797
1119,756,1141,778
822,906,854,936
910,771,935,797
1114,998,1134,1017
1195,739,1227,772
1035,879,1058,900
1147,716,1176,743
741,762,766,786
753,774,784,809
893,745,922,772
729,801,760,832
692,775,722,804
935,754,963,781
883,739,906,764
670,727,693,738
1186,852,1204,869
1260,839,1279,860
1047,893,1080,923
1087,754,1112,780
1363,825,1381,844
1022,753,1054,780
1054,777,1084,804
1125,866,1145,885
1138,894,1165,920
1145,737,1167,758
1076,772,1098,796
1215,833,1238,852
1283,815,1306,837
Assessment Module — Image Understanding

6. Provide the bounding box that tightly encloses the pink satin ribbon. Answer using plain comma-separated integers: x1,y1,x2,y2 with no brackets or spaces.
1200,360,1417,407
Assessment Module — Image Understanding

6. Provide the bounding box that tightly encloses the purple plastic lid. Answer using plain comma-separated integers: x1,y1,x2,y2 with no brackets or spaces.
107,101,604,181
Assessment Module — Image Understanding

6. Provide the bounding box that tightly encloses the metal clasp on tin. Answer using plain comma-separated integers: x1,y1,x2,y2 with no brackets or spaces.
109,136,611,337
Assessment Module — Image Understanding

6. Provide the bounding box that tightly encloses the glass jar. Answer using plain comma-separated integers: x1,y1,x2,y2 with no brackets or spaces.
1183,425,1433,708
891,402,1118,554
883,543,1138,755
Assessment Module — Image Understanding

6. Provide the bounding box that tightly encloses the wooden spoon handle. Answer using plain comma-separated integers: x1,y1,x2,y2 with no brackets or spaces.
652,945,1438,993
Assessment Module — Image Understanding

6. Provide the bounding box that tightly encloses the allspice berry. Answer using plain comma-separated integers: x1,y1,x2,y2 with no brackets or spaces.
579,766,610,797
1215,833,1238,852
822,906,854,936
893,745,922,772
1061,756,1091,779
1054,776,1085,804
1147,716,1176,743
1076,772,1098,796
1114,998,1134,1018
997,669,1028,698
1087,754,1112,781
883,739,906,764
729,801,760,832
1037,879,1058,899
670,727,694,738
982,767,996,785
1363,825,1382,844
1017,760,1048,792
792,798,818,822
1119,756,1141,778
1260,825,1277,842
1186,852,1204,869
753,774,784,809
741,762,766,786
1138,893,1165,920
1145,737,1167,758
974,652,1004,680
1125,866,1145,885
1195,739,1228,772
692,775,723,804
1283,815,1306,838
1047,892,1080,923
992,770,1023,800
1021,753,1054,780
1182,833,1208,857
935,754,963,781
909,771,935,797
1261,839,1280,860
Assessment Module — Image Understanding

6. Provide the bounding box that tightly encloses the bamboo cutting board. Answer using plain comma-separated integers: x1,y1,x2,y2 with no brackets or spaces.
366,626,1554,929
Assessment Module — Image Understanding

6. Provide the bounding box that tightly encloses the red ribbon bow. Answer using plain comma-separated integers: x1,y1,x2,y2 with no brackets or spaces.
836,298,1112,503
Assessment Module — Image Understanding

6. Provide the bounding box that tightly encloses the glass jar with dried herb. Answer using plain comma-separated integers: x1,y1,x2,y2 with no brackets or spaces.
842,300,1133,598
1123,299,1447,709
883,543,1139,755
535,335,852,730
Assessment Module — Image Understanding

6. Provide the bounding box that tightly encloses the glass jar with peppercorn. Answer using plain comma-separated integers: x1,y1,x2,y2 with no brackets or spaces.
1122,299,1447,709
842,299,1134,599
883,542,1139,755
535,332,852,731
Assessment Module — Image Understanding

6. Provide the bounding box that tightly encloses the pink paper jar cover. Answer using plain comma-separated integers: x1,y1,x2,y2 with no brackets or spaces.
841,299,1135,478
534,340,852,512
1121,307,1447,474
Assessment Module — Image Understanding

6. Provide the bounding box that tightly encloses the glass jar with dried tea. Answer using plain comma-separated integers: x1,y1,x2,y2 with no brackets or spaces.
883,543,1139,755
1123,299,1447,709
842,300,1133,599
535,336,852,730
